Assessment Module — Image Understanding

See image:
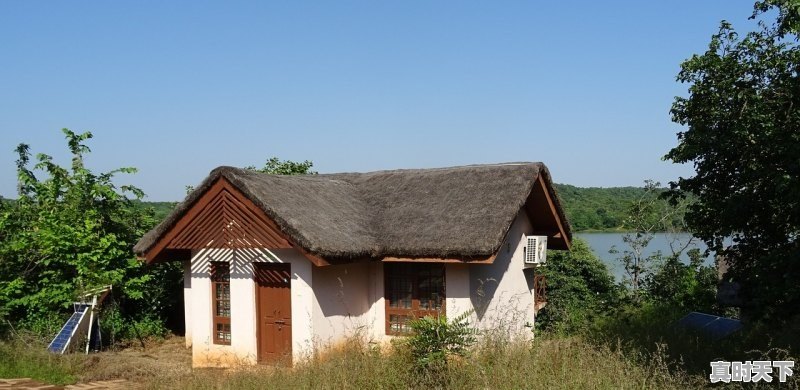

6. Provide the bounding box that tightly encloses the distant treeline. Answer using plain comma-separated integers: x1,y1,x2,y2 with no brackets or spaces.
132,200,177,223
553,184,648,232
131,185,649,233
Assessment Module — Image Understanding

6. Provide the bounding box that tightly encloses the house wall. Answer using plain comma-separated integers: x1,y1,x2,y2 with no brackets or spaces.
445,263,473,321
470,211,537,339
367,262,386,342
183,260,192,348
307,261,476,347
311,262,385,347
188,247,314,367
182,210,540,366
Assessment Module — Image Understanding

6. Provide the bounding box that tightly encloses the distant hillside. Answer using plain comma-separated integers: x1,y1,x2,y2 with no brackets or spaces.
133,201,178,224
135,185,647,233
553,184,647,232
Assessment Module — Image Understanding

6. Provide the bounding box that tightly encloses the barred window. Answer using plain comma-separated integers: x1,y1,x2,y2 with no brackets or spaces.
211,262,231,345
384,263,445,335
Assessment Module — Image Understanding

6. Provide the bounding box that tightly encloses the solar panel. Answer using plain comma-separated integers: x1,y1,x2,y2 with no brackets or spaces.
676,311,743,340
47,304,90,354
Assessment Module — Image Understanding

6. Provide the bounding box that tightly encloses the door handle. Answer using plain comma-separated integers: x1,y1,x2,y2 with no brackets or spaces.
275,320,286,325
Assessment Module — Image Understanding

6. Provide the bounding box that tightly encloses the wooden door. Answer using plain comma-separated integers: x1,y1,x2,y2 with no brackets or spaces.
254,262,292,363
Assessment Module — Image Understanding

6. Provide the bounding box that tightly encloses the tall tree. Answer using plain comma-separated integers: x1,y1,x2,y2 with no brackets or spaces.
610,181,690,301
0,129,178,336
665,1,800,320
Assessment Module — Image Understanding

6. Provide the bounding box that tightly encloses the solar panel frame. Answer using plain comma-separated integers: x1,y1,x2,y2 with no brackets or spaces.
675,311,742,340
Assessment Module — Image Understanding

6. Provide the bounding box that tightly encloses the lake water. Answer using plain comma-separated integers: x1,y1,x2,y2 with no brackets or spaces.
576,232,717,281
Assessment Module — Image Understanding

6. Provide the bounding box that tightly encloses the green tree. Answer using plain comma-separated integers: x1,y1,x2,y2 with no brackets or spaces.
186,157,318,195
554,184,650,231
246,157,317,175
0,129,177,337
664,1,800,321
610,181,690,301
536,238,619,334
644,248,718,313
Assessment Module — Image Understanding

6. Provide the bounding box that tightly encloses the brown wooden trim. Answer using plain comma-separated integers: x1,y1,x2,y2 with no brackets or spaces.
536,175,571,250
381,254,496,264
207,180,330,266
384,263,446,335
143,177,331,266
534,273,547,304
144,179,227,262
211,261,231,345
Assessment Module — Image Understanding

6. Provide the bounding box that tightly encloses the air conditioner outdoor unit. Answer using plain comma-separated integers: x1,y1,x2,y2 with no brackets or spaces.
524,235,548,266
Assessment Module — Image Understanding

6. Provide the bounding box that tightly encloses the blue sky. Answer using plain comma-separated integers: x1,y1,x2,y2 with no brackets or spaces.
1,1,755,201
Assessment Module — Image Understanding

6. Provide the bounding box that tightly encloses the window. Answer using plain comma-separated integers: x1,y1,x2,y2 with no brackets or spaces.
211,261,231,345
384,263,445,335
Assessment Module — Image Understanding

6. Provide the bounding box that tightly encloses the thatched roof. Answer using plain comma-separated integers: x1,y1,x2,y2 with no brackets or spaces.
134,162,571,261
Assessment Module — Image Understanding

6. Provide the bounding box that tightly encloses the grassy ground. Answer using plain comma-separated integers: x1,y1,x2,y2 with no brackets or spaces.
0,333,708,389
591,303,800,385
0,332,84,385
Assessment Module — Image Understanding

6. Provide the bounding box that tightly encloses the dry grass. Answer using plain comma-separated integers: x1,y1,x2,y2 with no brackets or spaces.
0,333,83,385
135,336,701,389
2,334,707,389
80,336,191,382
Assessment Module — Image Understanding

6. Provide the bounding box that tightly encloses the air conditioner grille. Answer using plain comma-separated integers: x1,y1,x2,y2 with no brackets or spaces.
524,235,548,265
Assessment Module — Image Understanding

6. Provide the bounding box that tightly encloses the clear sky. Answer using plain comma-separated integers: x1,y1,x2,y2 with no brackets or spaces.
1,1,756,201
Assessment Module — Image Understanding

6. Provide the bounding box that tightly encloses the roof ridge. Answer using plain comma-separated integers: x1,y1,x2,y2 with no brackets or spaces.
318,161,542,177
214,162,541,178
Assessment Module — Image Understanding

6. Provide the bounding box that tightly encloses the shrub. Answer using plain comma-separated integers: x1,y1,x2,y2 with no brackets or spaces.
644,248,718,313
102,305,169,343
405,310,477,369
536,238,621,334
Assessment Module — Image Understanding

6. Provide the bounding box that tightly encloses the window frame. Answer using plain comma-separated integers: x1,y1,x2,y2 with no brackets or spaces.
211,261,231,345
384,263,446,335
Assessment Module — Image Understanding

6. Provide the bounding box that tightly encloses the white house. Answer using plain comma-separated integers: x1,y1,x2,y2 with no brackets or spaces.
134,163,571,367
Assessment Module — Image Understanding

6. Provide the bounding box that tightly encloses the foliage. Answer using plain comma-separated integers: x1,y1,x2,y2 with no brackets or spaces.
664,0,800,321
246,157,317,175
405,310,477,369
536,238,620,334
609,181,691,301
592,302,800,382
132,200,177,223
553,184,649,231
0,129,180,339
644,248,718,313
102,306,169,343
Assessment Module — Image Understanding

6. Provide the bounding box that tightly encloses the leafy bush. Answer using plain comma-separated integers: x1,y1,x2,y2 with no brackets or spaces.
405,310,477,369
536,238,621,334
644,248,718,313
102,306,169,343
